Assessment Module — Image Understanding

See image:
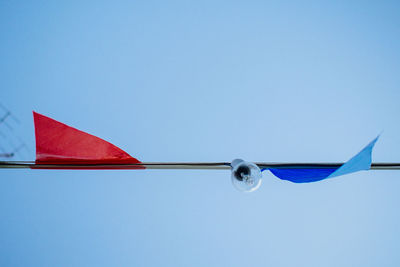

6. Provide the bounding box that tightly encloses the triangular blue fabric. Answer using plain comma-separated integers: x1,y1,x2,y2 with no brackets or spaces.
265,136,379,183
268,168,338,183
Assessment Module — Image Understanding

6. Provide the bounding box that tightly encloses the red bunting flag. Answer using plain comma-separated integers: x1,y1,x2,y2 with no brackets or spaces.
33,112,144,169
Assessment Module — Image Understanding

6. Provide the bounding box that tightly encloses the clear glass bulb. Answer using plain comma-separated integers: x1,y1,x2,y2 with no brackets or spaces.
231,159,262,192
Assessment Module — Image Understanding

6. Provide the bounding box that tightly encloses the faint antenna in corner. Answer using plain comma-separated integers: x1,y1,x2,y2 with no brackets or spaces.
0,103,20,131
0,103,29,159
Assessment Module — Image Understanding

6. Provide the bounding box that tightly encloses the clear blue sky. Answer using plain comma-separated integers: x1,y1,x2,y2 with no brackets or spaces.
1,1,400,266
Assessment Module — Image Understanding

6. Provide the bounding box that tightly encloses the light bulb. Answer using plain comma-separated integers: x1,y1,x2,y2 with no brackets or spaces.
231,159,262,192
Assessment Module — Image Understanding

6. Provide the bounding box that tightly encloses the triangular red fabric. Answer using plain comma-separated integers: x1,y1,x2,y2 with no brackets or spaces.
33,112,143,168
